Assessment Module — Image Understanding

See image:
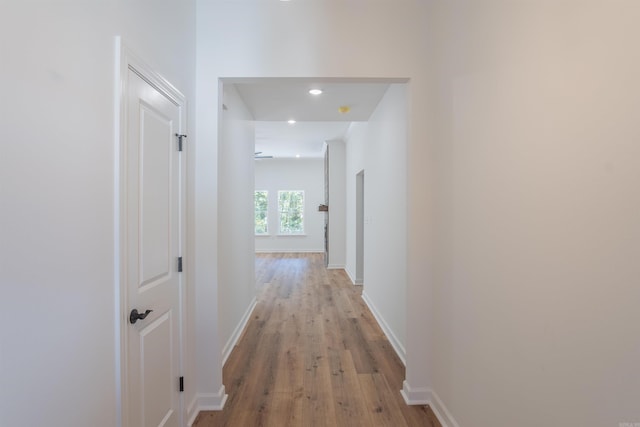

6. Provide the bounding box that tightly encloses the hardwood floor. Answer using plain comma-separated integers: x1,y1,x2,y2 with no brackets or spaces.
193,253,440,427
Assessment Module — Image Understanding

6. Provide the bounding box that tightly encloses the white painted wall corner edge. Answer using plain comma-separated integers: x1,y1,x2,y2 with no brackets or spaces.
221,297,257,366
401,381,461,427
361,291,406,365
186,386,228,427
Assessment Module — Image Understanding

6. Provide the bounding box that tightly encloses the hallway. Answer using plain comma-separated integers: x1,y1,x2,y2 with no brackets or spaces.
193,253,439,427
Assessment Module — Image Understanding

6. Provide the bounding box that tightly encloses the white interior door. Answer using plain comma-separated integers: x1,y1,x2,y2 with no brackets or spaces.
124,65,184,427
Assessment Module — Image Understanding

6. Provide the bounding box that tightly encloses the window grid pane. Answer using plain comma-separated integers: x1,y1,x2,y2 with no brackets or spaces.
255,191,268,234
278,191,304,234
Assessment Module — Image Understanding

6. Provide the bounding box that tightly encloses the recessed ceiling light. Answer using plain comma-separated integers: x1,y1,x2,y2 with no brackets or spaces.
309,89,323,95
288,119,296,124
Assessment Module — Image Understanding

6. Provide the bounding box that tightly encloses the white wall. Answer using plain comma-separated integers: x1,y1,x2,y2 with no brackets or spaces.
5,1,634,426
199,2,640,426
255,158,325,253
327,140,347,268
0,1,197,426
218,84,256,365
344,85,408,360
426,1,640,426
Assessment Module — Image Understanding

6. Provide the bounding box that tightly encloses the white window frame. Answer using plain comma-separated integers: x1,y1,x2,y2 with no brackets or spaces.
254,190,269,235
277,190,305,235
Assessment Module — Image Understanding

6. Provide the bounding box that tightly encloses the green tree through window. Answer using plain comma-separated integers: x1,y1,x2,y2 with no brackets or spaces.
254,191,268,234
278,190,304,234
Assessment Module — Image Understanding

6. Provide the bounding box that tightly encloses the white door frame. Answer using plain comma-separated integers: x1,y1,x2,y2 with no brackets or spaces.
355,169,365,285
115,38,188,427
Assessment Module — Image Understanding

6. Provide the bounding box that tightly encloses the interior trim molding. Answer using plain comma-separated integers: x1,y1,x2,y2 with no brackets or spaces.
344,267,356,284
401,382,460,427
361,291,406,366
326,264,346,270
186,396,199,427
344,267,363,286
222,297,257,366
400,380,429,405
186,386,228,427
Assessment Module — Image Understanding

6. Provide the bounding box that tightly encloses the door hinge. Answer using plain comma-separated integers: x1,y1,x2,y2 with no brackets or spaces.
176,133,187,152
177,257,183,273
179,376,184,392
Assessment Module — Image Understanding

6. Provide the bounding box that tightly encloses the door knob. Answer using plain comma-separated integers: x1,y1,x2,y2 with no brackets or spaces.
129,309,153,324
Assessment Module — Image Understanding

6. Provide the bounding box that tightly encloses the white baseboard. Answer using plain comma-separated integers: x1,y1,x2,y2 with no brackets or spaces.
401,381,460,427
361,291,406,366
428,389,460,427
327,264,345,270
345,267,356,284
400,380,429,405
222,297,257,366
186,386,228,426
344,267,363,285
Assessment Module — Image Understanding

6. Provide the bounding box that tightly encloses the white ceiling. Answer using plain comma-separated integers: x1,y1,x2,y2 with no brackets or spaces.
254,121,350,159
230,79,393,158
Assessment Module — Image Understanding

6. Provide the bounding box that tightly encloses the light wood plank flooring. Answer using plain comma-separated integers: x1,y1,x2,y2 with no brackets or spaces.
193,253,440,427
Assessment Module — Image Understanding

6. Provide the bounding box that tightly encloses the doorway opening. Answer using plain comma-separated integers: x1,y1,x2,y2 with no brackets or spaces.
217,77,410,400
355,169,364,285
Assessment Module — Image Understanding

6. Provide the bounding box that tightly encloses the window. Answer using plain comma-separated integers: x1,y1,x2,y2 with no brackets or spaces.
278,190,304,234
254,191,268,235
